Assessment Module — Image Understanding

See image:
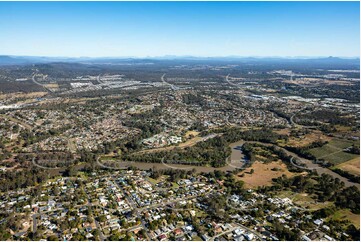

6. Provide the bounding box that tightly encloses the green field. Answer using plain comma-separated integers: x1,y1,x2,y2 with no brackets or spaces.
309,138,359,165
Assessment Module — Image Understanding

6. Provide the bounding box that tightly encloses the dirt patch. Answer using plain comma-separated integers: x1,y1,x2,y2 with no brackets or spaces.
287,131,332,148
44,83,59,88
274,128,291,136
184,130,200,139
235,161,297,188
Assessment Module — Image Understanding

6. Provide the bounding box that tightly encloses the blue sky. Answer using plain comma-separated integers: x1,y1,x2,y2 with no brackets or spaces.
0,1,359,57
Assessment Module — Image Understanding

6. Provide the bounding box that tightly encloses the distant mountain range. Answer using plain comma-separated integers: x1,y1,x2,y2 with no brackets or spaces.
0,55,359,66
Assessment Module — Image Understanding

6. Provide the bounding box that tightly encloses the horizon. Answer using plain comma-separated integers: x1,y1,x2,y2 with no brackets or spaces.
2,54,360,60
0,1,359,58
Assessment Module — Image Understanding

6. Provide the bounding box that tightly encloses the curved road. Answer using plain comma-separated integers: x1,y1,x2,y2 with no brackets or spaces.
32,74,52,93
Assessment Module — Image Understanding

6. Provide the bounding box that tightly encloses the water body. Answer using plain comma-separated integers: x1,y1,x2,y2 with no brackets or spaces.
229,140,246,163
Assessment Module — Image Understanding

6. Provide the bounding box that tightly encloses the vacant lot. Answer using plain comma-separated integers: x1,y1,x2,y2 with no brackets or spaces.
274,128,291,136
334,157,360,176
290,192,332,211
327,209,360,228
309,138,359,165
184,130,200,138
236,161,296,188
286,131,332,148
44,83,59,89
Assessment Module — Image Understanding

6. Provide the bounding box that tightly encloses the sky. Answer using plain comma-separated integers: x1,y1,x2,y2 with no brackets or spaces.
0,1,359,58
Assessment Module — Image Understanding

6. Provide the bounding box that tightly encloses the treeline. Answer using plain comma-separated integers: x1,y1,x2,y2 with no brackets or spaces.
204,127,288,144
270,108,292,124
284,140,328,165
150,168,196,182
35,152,74,161
223,128,287,144
283,140,328,161
332,168,360,184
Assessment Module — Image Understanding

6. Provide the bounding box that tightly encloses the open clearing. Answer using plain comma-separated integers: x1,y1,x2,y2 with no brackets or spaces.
286,131,332,148
184,130,200,138
44,83,59,89
334,157,360,176
235,161,296,188
327,209,360,228
274,128,291,136
292,193,332,211
279,191,332,211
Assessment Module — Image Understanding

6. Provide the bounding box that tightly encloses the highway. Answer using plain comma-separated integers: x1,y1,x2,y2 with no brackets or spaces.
225,74,241,88
97,75,103,84
290,108,318,129
161,73,178,90
32,74,52,92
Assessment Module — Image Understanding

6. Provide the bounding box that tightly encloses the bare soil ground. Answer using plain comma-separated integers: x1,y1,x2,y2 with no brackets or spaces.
274,128,291,136
184,130,200,138
235,161,297,188
44,83,59,88
335,157,360,176
286,131,332,148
